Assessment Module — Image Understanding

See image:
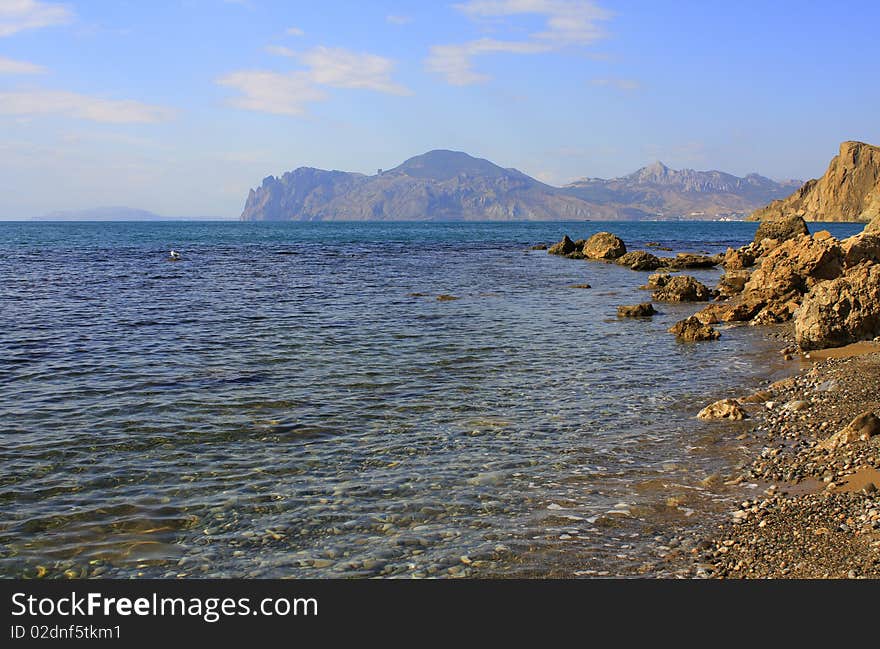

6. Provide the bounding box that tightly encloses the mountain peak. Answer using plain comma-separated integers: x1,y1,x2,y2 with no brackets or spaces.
391,149,516,181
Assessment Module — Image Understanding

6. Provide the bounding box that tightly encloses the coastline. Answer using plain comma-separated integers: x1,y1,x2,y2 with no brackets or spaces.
691,342,880,578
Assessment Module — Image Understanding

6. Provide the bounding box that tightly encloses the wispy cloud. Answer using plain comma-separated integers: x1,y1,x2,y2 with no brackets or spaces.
428,0,611,85
0,0,72,37
219,46,410,115
286,26,304,36
386,14,412,25
216,70,327,116
265,44,296,57
0,90,175,123
300,46,410,95
591,77,639,91
0,54,45,74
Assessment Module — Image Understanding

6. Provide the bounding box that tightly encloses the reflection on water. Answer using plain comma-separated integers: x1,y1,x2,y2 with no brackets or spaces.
0,221,863,577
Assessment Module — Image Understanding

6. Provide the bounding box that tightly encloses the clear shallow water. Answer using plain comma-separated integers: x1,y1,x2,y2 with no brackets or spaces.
0,220,863,578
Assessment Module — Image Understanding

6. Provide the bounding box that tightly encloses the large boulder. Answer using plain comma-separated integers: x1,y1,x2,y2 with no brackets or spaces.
617,303,656,318
653,275,714,302
694,292,768,324
795,263,880,350
669,316,720,341
582,232,626,260
744,234,843,295
548,235,577,256
752,215,810,247
616,250,661,271
716,270,750,298
841,232,880,268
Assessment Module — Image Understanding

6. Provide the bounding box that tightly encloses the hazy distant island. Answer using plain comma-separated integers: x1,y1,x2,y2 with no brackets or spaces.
33,207,228,222
240,149,803,222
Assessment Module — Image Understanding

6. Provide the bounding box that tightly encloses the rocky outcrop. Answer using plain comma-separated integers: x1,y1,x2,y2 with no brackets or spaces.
652,275,714,302
616,251,662,271
669,316,720,341
617,303,656,318
753,215,809,246
749,141,880,222
722,247,755,270
582,232,626,260
548,235,577,256
716,271,750,298
697,398,748,421
795,263,880,350
663,253,722,269
642,273,671,290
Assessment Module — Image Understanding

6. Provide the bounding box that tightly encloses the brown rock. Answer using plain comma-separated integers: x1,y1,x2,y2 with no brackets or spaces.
665,253,720,269
749,141,880,223
697,398,747,421
841,232,880,268
744,234,843,295
616,250,662,271
582,232,627,260
617,303,656,318
694,293,767,324
722,247,756,270
652,275,714,302
716,270,750,298
668,316,720,341
641,272,671,290
795,263,880,349
819,411,880,449
752,215,810,246
548,235,577,256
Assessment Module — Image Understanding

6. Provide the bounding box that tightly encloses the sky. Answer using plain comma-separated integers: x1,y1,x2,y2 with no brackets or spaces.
1,0,879,219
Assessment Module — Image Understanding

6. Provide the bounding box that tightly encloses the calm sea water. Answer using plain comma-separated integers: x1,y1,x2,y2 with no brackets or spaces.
0,220,863,578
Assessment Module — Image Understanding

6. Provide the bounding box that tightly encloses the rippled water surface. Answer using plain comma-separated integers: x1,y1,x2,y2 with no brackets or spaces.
0,220,863,578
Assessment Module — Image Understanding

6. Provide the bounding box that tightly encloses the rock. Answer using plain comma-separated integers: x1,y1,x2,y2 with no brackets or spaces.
617,303,656,318
652,275,714,302
616,250,662,271
641,273,671,290
668,316,720,341
819,411,880,449
530,243,548,250
745,234,843,295
752,215,810,247
582,232,627,260
698,398,747,421
795,263,880,349
841,232,880,268
749,141,880,223
716,271,750,298
693,293,767,324
437,294,460,301
548,235,577,256
722,247,756,270
665,253,721,269
569,283,592,289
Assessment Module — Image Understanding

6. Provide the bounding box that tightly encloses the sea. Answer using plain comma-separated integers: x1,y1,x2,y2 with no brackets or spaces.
0,220,863,578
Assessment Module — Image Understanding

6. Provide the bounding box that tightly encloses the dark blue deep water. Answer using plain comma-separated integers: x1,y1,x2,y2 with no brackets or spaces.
0,220,863,578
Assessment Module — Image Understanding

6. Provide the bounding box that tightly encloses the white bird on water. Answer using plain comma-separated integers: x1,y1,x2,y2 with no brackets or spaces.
169,250,181,261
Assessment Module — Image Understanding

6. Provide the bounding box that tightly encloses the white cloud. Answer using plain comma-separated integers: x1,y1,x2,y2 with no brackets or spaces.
0,90,175,123
265,44,296,57
219,46,410,115
0,54,45,73
429,0,611,84
386,14,412,25
0,0,72,37
216,70,327,116
427,38,548,86
300,46,410,95
591,77,639,91
286,26,304,36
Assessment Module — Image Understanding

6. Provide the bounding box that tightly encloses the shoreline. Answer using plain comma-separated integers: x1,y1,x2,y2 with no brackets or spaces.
690,346,880,578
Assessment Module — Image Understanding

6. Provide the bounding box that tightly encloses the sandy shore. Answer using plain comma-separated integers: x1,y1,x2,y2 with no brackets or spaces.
690,341,880,578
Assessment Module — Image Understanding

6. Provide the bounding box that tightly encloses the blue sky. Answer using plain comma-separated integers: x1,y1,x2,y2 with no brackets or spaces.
1,0,878,218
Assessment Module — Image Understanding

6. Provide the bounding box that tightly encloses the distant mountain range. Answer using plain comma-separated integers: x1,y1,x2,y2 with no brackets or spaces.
240,150,802,222
33,207,226,221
